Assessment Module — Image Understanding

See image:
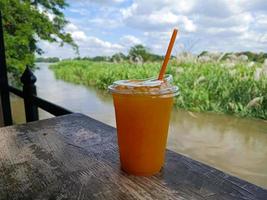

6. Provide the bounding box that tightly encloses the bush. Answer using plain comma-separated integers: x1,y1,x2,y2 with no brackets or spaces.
50,60,267,119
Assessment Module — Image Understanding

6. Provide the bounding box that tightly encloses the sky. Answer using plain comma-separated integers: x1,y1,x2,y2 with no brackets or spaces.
40,0,267,58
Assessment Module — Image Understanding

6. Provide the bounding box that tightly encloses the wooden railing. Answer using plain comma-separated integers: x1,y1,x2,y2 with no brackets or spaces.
0,11,72,126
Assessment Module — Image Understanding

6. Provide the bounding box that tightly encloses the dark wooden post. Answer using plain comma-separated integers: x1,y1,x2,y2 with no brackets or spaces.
0,98,4,127
21,66,39,122
0,11,13,126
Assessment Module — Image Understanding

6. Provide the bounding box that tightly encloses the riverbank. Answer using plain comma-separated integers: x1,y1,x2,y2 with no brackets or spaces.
50,60,267,119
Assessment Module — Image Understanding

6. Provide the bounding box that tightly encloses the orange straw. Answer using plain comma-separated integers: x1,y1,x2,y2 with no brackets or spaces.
158,28,178,80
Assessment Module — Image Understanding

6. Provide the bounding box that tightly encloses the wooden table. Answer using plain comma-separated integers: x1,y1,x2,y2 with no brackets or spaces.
0,114,266,200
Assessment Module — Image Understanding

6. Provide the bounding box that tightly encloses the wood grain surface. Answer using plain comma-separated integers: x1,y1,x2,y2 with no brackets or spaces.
0,113,266,200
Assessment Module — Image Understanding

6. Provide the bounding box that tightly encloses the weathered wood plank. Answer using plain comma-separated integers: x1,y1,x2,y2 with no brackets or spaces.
0,113,266,200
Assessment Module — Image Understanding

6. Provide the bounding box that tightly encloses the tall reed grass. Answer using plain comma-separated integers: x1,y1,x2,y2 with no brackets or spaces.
51,60,267,119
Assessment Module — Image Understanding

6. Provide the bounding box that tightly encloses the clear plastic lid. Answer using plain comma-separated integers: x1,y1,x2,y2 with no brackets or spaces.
108,74,179,97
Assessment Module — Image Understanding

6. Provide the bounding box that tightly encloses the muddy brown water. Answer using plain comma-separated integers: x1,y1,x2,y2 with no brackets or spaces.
10,63,267,188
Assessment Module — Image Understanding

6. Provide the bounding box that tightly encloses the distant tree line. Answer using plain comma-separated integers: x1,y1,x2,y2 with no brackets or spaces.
36,47,267,64
199,51,267,63
35,57,60,63
74,45,165,63
73,45,267,64
235,52,267,63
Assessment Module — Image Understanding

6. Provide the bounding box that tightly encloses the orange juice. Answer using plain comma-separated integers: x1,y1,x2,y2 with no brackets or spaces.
109,75,178,176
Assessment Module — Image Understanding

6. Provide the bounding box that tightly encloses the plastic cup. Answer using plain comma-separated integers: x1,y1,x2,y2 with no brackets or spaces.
109,75,178,176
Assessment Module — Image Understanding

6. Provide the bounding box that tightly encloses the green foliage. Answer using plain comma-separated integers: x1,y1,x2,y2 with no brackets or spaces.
74,56,111,62
128,44,152,62
91,56,110,62
198,51,208,57
0,0,77,80
111,52,127,62
35,57,60,63
50,60,160,89
174,62,267,119
238,52,267,63
148,53,164,62
209,51,267,63
51,60,267,119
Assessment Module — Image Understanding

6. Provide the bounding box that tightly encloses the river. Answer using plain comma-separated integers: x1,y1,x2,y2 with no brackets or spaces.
10,63,267,188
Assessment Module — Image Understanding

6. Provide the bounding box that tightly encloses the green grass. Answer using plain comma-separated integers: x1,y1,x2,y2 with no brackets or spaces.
50,60,267,120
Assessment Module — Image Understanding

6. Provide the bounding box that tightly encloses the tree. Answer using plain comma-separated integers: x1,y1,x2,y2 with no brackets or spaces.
128,45,151,62
0,0,77,80
111,52,126,62
198,51,208,57
91,56,110,62
148,53,164,62
35,57,60,63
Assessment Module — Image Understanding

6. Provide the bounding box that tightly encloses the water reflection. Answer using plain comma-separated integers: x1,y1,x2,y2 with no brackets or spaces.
11,63,267,188
10,94,53,124
34,63,116,126
168,110,267,188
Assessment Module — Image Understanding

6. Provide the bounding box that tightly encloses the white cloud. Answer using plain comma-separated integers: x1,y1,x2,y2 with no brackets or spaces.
72,31,87,41
240,31,267,43
121,10,196,33
120,1,197,33
70,0,125,6
86,37,123,50
69,8,86,15
191,0,241,18
238,0,267,13
88,18,120,28
171,0,195,14
182,16,197,32
38,41,76,58
40,20,124,58
144,31,178,41
39,34,124,58
46,12,55,21
92,0,124,3
256,15,267,26
120,3,138,19
65,23,79,32
40,0,267,57
196,12,253,30
65,23,87,41
119,0,267,52
149,11,179,25
120,35,142,46
260,34,267,43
